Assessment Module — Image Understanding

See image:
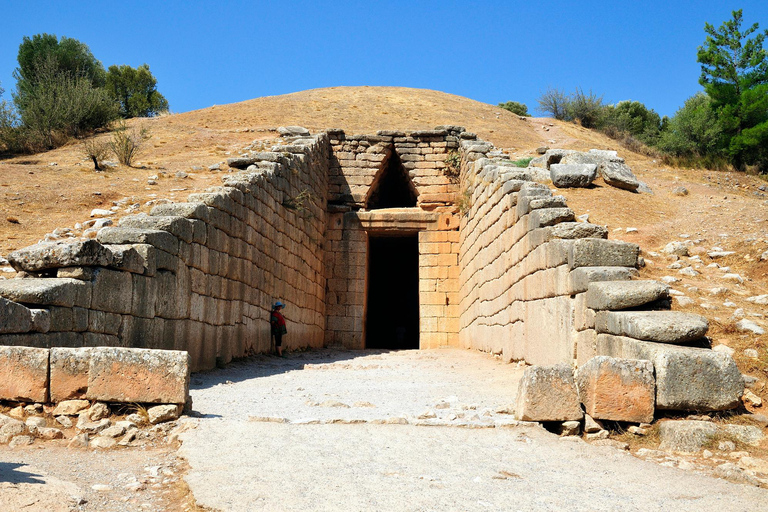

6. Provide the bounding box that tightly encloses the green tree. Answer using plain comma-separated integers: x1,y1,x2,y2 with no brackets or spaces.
697,9,768,171
566,88,604,128
105,64,169,118
656,92,725,158
498,101,530,117
601,100,663,145
14,33,106,112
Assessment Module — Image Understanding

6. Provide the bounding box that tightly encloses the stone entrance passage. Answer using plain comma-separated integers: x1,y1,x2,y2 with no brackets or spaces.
365,234,419,349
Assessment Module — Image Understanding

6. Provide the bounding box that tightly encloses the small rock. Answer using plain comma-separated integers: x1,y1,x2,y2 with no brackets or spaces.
126,413,146,425
663,241,689,257
736,319,765,335
25,417,46,432
9,435,33,448
718,440,736,452
174,171,188,179
76,415,111,434
721,273,744,283
585,430,609,441
628,426,647,436
744,348,760,359
24,404,43,415
743,390,762,407
417,410,437,420
9,406,24,419
118,428,138,446
87,402,110,421
147,180,157,185
55,415,73,428
52,399,90,416
584,414,604,433
147,405,181,425
679,267,699,277
746,294,768,305
714,462,761,486
38,427,64,440
712,344,735,356
99,425,127,438
560,421,581,436
672,186,689,196
68,433,89,448
90,436,118,449
91,484,112,492
90,209,113,217
675,296,695,307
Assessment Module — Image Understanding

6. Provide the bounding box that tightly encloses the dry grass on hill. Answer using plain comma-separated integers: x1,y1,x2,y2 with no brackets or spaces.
0,86,766,412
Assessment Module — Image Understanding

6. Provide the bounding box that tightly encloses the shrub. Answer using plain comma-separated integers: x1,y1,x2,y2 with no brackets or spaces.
537,87,570,120
498,101,530,117
600,100,663,145
656,92,725,159
109,120,149,166
511,157,533,168
82,137,111,170
566,88,604,128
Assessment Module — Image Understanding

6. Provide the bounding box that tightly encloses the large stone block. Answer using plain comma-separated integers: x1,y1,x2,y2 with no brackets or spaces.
515,364,583,422
595,334,743,411
568,266,637,294
120,214,193,243
98,227,179,256
568,239,639,269
0,278,90,308
106,244,146,274
150,202,211,222
599,162,639,191
7,240,113,272
0,297,32,334
586,280,668,310
0,346,49,402
50,347,92,402
529,207,575,228
595,311,709,344
86,347,190,404
91,269,133,314
575,356,655,423
550,163,597,188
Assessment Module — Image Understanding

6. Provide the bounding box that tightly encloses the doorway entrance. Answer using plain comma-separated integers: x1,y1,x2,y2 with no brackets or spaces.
365,234,420,349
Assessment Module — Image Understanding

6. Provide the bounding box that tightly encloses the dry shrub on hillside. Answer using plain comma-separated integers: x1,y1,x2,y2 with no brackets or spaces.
82,137,111,171
109,120,150,166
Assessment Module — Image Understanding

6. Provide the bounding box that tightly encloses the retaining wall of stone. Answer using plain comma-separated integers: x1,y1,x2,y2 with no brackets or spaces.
0,133,330,371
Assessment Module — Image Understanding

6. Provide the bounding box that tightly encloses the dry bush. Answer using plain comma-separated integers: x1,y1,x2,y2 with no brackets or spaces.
82,137,111,171
109,120,150,166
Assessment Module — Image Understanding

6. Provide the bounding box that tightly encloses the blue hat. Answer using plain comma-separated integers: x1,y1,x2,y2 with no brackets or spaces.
273,301,285,309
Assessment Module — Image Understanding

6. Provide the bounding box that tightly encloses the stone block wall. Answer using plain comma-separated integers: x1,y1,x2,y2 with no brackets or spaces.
0,134,329,371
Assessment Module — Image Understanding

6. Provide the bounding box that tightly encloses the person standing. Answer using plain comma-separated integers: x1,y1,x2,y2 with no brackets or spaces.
270,301,287,357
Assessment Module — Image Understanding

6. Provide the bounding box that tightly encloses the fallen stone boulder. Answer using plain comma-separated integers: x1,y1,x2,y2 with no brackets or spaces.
576,356,655,423
594,311,708,344
86,348,190,404
7,240,113,272
598,162,639,191
515,364,583,422
0,346,49,402
596,335,743,411
550,163,598,188
659,420,718,453
586,280,669,310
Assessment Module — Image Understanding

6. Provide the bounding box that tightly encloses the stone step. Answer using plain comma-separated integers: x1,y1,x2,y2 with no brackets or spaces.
568,267,637,294
595,311,709,344
586,280,668,310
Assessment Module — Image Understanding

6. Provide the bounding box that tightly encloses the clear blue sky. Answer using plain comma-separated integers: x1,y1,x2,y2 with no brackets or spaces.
1,1,767,118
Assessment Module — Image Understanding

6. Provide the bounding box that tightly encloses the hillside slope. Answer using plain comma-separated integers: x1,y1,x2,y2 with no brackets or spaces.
0,86,766,399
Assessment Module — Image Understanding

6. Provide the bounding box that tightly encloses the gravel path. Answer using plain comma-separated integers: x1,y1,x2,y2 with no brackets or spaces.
179,349,768,511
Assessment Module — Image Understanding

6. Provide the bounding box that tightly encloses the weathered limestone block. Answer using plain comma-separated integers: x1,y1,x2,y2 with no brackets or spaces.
568,239,639,269
7,240,113,272
150,202,211,222
529,207,575,228
148,404,181,424
86,348,190,404
120,214,193,243
515,364,583,422
595,311,709,344
0,297,33,333
0,346,49,402
50,347,92,402
87,310,122,335
130,244,157,276
658,420,718,453
586,280,668,310
517,195,567,215
568,266,637,294
49,306,88,332
106,244,146,274
29,309,50,333
0,278,90,308
596,334,743,411
57,267,97,280
226,156,258,169
98,227,179,256
52,399,90,416
91,269,133,314
550,163,597,188
131,274,157,318
575,356,655,423
598,162,639,191
560,152,605,166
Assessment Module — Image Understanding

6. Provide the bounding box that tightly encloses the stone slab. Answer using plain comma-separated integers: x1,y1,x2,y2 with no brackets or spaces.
568,267,637,294
0,346,49,402
658,420,718,453
550,163,597,188
97,227,179,256
568,239,639,269
0,297,32,334
576,356,654,423
586,280,668,310
7,240,113,272
595,311,708,344
86,348,190,404
599,162,639,191
0,278,90,308
50,347,92,402
515,364,583,422
595,334,743,411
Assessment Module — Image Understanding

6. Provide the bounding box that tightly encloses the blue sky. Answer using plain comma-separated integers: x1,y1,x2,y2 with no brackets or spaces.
1,1,767,118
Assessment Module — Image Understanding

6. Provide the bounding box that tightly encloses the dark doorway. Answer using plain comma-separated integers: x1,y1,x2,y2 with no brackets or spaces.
366,152,417,209
365,234,420,349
